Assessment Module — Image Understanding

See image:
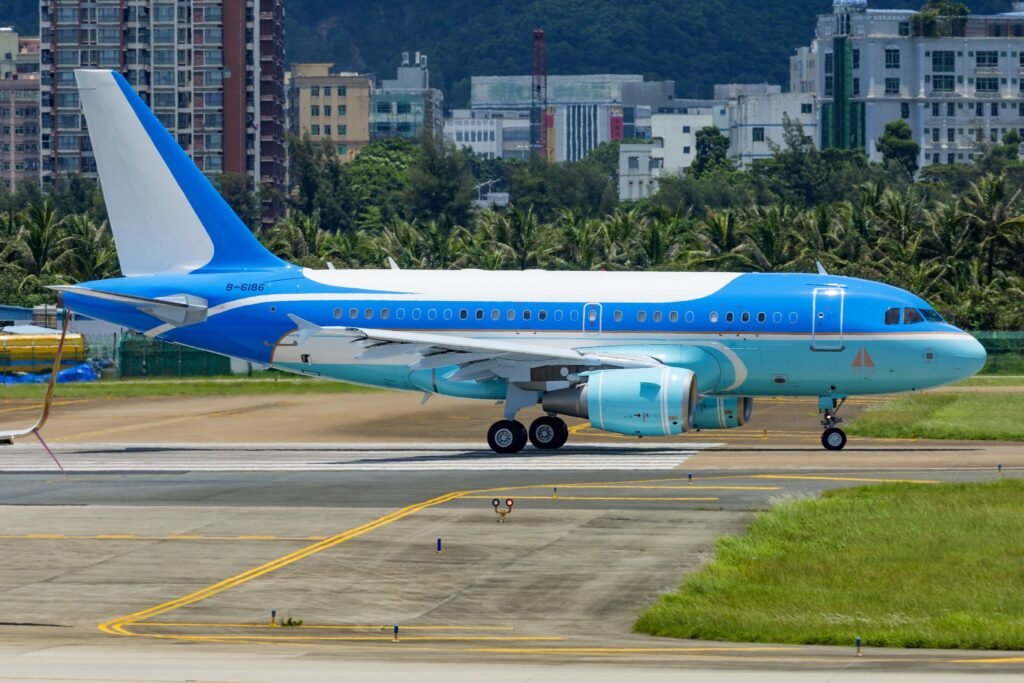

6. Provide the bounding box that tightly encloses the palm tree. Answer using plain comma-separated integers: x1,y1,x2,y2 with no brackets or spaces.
61,214,120,282
962,174,1021,285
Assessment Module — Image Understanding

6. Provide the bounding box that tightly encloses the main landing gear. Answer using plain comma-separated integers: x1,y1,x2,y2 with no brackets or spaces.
819,395,848,451
486,416,569,454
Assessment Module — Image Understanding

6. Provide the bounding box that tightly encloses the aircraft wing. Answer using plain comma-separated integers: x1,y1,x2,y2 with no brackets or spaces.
286,315,660,382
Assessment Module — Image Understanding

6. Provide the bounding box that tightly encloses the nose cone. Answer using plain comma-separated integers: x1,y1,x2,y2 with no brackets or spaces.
952,333,987,380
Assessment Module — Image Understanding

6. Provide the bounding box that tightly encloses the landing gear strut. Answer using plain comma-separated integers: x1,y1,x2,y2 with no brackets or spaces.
819,396,847,451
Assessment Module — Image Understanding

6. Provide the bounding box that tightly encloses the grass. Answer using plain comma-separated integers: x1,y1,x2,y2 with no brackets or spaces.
0,375,374,399
958,375,1024,388
846,393,1024,441
636,479,1024,650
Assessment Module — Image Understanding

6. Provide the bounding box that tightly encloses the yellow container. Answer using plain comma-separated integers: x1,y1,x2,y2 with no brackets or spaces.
0,333,87,374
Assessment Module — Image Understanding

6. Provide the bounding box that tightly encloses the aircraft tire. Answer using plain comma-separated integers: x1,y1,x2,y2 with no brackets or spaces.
488,420,528,454
821,427,847,451
529,416,569,450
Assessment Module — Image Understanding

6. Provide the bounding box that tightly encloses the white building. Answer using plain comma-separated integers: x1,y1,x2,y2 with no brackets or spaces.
728,92,819,167
445,109,531,160
651,112,714,173
797,0,1024,167
618,143,660,201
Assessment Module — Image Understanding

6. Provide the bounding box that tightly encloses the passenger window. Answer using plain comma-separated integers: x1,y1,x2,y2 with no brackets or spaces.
757,312,766,323
443,309,453,321
554,310,564,322
491,309,500,321
903,308,924,324
669,311,679,323
427,309,437,321
459,309,468,320
685,311,695,324
570,310,580,322
365,308,374,320
524,310,532,321
884,308,901,325
653,311,663,323
507,309,515,321
381,309,390,320
396,308,406,320
637,311,647,323
725,312,735,323
412,308,422,320
614,310,623,322
772,312,782,324
333,308,342,319
538,310,547,321
710,311,719,323
476,309,484,320
789,312,798,324
741,312,750,323
350,307,358,319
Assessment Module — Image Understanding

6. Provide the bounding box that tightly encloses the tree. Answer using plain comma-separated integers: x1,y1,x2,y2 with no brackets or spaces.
692,126,730,178
403,133,474,225
876,120,920,177
214,173,262,230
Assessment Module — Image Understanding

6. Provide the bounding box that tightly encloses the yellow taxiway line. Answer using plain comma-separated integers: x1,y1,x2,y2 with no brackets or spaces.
133,621,517,631
462,494,719,502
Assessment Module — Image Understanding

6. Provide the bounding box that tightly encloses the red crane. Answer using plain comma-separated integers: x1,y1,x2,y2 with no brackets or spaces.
531,29,548,159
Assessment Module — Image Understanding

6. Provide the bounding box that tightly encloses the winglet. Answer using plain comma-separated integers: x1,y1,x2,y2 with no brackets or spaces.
286,314,322,345
816,261,829,276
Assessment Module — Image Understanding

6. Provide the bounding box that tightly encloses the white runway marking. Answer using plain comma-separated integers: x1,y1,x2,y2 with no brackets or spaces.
0,442,722,472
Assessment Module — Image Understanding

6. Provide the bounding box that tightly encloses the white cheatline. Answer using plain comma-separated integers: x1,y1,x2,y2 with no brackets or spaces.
0,442,722,472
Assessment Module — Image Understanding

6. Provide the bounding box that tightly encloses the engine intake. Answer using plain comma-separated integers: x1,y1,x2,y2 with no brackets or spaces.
542,367,698,437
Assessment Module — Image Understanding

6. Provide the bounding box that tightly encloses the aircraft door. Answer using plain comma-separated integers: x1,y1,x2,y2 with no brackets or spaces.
583,303,602,335
811,287,845,351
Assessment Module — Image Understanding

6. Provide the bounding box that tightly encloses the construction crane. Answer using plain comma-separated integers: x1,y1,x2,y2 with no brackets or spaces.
531,28,548,159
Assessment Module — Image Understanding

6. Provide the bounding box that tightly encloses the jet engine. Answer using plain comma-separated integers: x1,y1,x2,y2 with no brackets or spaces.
691,396,753,430
542,367,698,437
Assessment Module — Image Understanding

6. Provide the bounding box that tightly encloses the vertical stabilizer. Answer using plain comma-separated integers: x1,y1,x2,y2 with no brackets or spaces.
75,69,285,276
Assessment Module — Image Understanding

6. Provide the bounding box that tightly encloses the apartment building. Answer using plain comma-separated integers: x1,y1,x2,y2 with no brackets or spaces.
795,0,1024,166
38,0,285,204
1,28,40,189
289,63,371,163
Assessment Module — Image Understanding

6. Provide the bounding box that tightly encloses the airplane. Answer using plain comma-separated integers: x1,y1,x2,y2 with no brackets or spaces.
43,69,986,454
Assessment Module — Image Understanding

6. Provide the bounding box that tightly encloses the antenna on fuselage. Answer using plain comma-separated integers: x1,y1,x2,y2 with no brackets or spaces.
387,257,401,271
816,261,829,276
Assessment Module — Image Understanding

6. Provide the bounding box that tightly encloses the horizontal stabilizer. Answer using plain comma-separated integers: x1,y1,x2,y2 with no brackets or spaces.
52,286,208,327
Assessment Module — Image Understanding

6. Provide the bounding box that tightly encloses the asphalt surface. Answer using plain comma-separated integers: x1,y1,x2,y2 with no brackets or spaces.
0,391,1022,681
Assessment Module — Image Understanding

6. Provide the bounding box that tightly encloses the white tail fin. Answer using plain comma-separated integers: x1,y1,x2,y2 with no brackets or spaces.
75,69,284,276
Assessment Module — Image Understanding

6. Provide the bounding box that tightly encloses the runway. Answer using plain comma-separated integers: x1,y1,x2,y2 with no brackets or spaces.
0,438,1022,681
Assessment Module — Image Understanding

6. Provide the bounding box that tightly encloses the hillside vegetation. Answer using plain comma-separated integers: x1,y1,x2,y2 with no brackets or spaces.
5,1,1012,105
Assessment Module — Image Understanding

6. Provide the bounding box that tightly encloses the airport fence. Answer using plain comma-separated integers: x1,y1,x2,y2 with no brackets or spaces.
117,333,231,378
972,332,1024,375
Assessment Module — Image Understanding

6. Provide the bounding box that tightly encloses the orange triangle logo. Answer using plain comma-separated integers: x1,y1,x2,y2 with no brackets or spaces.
852,348,875,369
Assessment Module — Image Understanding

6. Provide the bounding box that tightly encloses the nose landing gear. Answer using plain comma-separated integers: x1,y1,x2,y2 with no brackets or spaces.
819,396,848,451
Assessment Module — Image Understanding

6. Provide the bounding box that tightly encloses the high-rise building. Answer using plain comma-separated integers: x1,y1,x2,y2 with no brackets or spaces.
289,63,371,162
39,0,286,206
796,0,1024,167
371,52,443,142
1,28,40,189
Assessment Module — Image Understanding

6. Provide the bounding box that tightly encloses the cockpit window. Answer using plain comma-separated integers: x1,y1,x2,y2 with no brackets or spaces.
920,308,944,323
884,307,901,325
903,308,924,324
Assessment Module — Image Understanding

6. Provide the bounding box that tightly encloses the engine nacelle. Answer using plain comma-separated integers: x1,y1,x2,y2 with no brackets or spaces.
691,396,753,430
542,367,698,437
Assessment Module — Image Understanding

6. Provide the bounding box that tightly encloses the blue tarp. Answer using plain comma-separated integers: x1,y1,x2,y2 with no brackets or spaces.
0,363,99,385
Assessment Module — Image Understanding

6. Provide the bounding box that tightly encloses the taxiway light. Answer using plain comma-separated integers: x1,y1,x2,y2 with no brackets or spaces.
506,498,514,507
492,498,501,508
